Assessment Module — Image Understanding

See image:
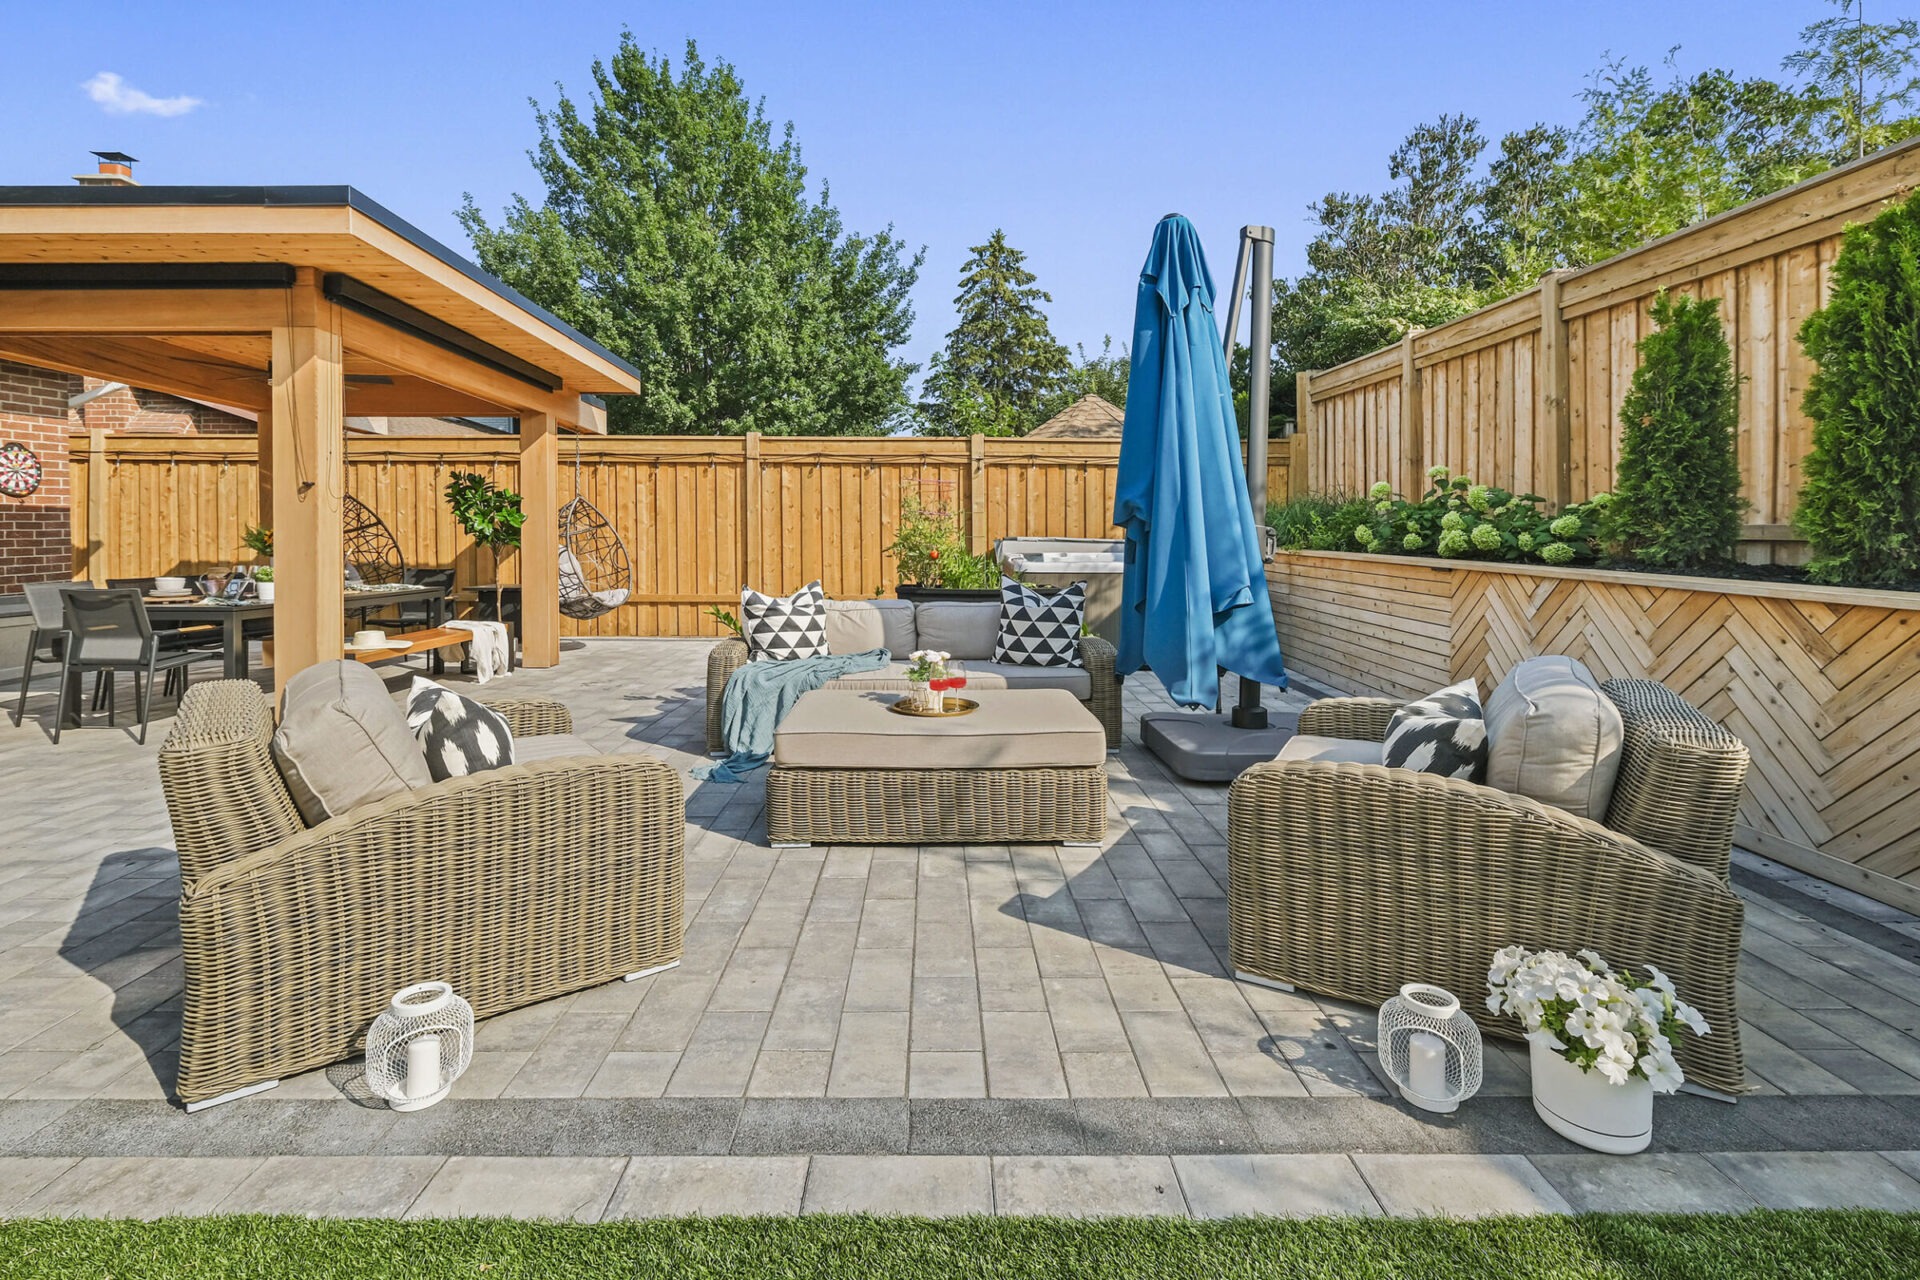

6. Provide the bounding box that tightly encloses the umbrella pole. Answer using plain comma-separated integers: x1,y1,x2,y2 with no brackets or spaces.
1231,226,1276,730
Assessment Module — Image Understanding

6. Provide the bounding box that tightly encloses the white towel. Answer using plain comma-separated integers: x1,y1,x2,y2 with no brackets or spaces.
446,619,511,683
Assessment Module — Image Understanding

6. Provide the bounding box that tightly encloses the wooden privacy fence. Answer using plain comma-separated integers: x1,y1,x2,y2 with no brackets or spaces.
70,431,1300,637
1296,136,1920,562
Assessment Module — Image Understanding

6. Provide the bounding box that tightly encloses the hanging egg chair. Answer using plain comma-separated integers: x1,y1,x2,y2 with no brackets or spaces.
557,437,632,620
343,494,407,585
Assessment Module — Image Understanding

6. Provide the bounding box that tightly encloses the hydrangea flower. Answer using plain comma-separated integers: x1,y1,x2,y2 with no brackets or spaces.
1437,529,1470,557
1440,511,1465,531
1549,514,1582,538
1540,541,1575,565
1369,480,1393,500
1402,532,1424,551
1590,491,1614,507
1466,484,1492,511
1451,477,1472,491
1427,465,1449,482
1354,526,1377,548
1517,532,1536,552
1470,523,1503,551
1375,501,1394,517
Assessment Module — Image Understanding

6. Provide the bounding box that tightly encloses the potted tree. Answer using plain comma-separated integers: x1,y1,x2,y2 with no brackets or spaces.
444,470,526,591
885,494,1000,602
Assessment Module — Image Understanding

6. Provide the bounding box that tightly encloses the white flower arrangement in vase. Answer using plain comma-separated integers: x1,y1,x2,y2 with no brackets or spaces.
1486,945,1710,1153
904,649,951,712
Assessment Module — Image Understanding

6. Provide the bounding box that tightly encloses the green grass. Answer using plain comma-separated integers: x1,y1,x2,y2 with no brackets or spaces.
3,1213,1918,1279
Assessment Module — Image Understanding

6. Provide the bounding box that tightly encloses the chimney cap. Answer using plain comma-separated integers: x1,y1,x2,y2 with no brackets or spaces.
91,151,138,164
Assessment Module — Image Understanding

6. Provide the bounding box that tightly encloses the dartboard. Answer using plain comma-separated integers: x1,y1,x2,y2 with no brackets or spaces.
0,443,40,498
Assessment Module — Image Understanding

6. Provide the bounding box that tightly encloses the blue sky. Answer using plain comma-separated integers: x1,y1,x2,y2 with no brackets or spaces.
6,1,1834,363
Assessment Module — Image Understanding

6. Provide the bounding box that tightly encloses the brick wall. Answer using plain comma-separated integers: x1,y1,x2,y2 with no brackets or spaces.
0,360,80,593
76,381,255,435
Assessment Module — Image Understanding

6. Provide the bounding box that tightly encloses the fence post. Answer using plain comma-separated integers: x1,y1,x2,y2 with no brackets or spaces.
1400,331,1423,497
1538,271,1573,509
1294,372,1314,498
85,428,108,585
742,431,762,598
967,433,988,554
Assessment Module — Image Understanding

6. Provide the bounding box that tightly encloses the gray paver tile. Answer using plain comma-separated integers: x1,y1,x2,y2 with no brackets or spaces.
1705,1151,1920,1210
910,1052,986,1098
604,1156,807,1218
993,1155,1186,1216
828,1012,908,1097
1063,1051,1150,1097
1353,1154,1573,1217
23,1156,262,1218
405,1156,627,1221
803,1154,991,1215
217,1155,445,1217
983,1011,1068,1098
583,1052,680,1099
747,1051,832,1098
0,1156,79,1214
1529,1152,1758,1213
1174,1154,1380,1218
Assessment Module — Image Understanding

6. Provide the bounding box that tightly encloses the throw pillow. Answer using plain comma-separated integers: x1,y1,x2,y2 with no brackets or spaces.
740,580,828,661
993,575,1086,668
406,677,515,782
1382,677,1488,781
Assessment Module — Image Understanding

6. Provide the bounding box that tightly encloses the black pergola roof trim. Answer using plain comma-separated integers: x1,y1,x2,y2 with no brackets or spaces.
0,185,641,387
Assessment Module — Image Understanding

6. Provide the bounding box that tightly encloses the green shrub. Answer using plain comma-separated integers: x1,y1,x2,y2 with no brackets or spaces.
1796,191,1920,585
1354,468,1608,566
1610,290,1746,568
1270,492,1373,552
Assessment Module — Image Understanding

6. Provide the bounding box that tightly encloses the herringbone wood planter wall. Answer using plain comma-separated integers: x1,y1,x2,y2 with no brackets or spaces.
1270,550,1920,914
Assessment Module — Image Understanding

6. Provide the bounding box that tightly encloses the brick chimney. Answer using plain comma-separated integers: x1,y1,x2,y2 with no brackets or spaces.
74,151,138,187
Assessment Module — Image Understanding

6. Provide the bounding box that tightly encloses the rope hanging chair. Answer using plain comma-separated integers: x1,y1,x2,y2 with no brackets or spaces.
342,494,407,585
558,435,632,620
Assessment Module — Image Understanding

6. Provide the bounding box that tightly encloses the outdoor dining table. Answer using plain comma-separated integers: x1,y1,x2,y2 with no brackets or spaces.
144,583,451,679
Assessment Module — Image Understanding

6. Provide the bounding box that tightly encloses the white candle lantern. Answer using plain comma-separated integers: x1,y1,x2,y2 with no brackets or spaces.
1378,983,1483,1113
366,981,473,1112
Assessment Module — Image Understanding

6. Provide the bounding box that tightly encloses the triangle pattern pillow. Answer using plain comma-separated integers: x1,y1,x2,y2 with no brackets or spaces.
741,580,828,661
1382,677,1488,781
406,677,515,782
993,576,1086,668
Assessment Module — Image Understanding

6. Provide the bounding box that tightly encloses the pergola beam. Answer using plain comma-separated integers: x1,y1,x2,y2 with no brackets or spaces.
0,289,289,333
0,335,270,411
335,310,589,425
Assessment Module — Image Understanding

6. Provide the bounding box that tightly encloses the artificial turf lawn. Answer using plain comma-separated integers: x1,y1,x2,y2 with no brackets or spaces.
1,1212,1917,1279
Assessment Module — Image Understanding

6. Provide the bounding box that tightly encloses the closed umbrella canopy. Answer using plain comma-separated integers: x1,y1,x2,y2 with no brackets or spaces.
1113,214,1288,708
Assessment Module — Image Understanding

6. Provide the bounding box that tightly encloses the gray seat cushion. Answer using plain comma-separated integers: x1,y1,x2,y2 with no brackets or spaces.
823,660,924,692
271,660,431,825
511,733,603,763
1484,656,1624,819
951,659,1093,699
1275,734,1383,766
773,689,1105,769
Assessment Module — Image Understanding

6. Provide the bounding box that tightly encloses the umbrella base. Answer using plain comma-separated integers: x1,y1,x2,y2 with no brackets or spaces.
1140,712,1295,783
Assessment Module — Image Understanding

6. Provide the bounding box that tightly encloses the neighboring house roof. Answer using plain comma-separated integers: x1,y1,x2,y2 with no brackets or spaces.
346,416,516,437
1028,394,1124,439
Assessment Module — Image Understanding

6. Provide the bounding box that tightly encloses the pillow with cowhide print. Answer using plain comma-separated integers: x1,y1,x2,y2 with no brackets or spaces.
1382,678,1487,782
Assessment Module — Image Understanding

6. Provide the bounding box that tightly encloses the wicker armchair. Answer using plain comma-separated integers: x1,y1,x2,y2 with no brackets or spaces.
706,633,1123,752
1227,677,1750,1096
159,680,684,1109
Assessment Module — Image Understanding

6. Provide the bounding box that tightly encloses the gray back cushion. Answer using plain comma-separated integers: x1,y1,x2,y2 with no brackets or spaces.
1484,656,1624,820
824,599,917,658
914,600,1001,660
271,660,431,825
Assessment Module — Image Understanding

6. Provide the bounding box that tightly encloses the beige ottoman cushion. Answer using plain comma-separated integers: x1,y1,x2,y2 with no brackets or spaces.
271,660,431,825
1484,656,1624,819
773,688,1105,769
824,599,917,658
1276,734,1383,766
914,600,1002,661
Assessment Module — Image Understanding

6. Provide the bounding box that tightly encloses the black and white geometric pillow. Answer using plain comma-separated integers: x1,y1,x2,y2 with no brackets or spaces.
741,580,828,662
1382,677,1487,781
406,677,515,782
993,576,1086,668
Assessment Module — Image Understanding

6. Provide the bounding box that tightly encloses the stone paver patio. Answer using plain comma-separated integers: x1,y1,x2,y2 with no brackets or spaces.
2,638,1920,1218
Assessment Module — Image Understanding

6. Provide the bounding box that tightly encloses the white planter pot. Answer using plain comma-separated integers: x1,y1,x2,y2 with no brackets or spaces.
1529,1040,1652,1154
256,582,275,603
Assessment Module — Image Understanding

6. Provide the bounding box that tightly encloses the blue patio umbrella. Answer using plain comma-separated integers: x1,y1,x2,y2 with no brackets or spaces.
1113,214,1288,708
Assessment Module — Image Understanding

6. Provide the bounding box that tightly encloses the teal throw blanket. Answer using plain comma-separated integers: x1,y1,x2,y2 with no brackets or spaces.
693,647,890,783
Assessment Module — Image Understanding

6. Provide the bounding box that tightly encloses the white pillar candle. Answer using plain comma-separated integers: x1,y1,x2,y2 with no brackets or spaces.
1406,1030,1453,1111
405,1032,442,1101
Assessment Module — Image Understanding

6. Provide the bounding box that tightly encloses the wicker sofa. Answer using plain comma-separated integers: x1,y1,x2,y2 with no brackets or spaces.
159,679,684,1109
1227,677,1751,1097
707,597,1122,752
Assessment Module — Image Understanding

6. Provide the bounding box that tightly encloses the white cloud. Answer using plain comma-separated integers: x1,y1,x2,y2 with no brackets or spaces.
82,71,202,118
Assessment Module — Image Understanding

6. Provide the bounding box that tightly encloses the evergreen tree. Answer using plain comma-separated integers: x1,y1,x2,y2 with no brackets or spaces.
1795,190,1920,584
918,231,1071,436
1610,291,1747,568
458,36,922,436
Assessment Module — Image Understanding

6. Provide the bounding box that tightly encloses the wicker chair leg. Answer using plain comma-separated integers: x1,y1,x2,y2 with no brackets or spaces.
182,1079,280,1113
624,959,681,982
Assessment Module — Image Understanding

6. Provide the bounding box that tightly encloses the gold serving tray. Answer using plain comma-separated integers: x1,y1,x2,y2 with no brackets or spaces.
888,696,979,718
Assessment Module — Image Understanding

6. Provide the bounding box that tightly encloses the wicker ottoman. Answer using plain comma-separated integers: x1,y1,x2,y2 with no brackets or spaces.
767,688,1108,846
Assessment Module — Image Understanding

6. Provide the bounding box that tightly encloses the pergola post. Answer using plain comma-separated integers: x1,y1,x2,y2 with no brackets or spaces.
269,268,346,699
519,410,559,667
255,405,273,530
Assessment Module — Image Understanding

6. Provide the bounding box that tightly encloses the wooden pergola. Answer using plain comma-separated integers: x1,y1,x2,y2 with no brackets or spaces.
0,185,641,693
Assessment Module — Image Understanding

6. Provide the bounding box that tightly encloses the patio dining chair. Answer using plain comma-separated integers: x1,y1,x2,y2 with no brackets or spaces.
61,588,221,744
11,581,76,743
108,577,223,700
